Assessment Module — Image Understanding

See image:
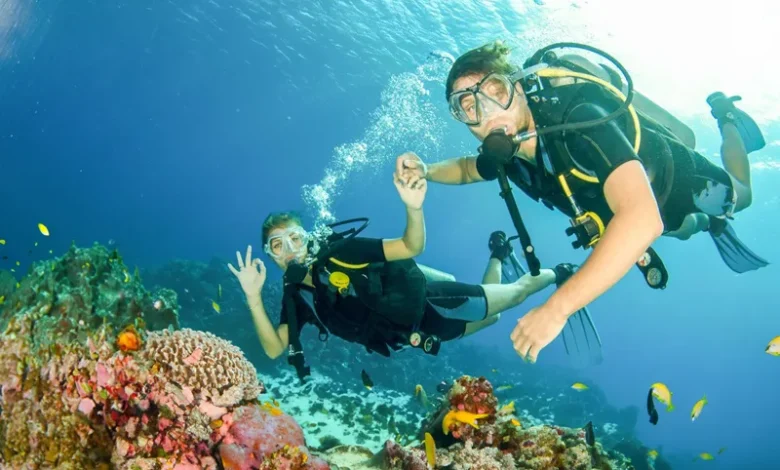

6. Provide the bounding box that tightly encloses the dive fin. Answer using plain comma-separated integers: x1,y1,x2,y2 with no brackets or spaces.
706,92,766,153
503,250,603,366
562,307,604,367
708,216,769,273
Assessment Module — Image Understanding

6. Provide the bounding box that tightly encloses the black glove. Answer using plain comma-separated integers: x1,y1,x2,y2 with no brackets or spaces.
488,231,513,261
553,263,578,287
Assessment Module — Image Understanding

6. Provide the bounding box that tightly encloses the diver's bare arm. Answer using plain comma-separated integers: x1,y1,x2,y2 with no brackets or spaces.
543,161,664,316
426,156,485,185
246,293,288,359
383,206,426,261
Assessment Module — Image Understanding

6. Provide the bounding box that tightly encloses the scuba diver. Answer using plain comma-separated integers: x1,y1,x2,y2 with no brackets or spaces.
396,41,768,363
228,171,572,380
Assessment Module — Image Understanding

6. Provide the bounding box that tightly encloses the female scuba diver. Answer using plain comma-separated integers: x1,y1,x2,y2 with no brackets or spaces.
395,41,768,364
227,170,575,380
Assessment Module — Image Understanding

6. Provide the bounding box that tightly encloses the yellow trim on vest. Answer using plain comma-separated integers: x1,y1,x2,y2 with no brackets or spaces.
328,257,370,270
536,67,642,154
570,168,599,184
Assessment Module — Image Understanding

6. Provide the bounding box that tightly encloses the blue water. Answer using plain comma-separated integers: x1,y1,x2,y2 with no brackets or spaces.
1,0,778,467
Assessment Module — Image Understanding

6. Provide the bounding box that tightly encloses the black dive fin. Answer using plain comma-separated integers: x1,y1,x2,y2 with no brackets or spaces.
706,92,766,154
503,251,603,366
563,307,604,367
708,217,769,273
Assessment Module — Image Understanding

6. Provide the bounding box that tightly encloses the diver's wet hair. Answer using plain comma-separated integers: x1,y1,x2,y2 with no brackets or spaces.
261,211,303,245
445,41,516,100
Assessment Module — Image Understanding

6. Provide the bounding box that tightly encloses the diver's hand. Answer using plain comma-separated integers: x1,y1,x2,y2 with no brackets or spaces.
227,245,267,297
510,303,568,364
394,172,427,210
395,152,428,189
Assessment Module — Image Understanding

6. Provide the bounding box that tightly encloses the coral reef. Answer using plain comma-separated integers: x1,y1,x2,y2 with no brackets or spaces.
383,375,636,470
0,244,327,469
143,328,265,408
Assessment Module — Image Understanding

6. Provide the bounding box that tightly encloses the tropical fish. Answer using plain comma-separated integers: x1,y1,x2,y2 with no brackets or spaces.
0,239,5,245
648,449,659,459
510,418,521,426
496,384,514,392
123,270,130,283
15,261,19,266
423,432,436,467
218,284,223,300
498,400,515,415
583,421,595,446
34,242,38,247
717,447,727,455
38,223,50,236
361,369,373,390
442,410,490,435
414,384,429,409
691,394,708,422
650,382,674,411
647,388,659,425
571,382,589,391
211,301,221,314
698,452,714,461
765,336,780,356
0,296,5,305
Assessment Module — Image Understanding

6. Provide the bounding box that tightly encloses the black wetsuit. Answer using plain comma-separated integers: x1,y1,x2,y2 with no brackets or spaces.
475,99,737,232
279,237,489,355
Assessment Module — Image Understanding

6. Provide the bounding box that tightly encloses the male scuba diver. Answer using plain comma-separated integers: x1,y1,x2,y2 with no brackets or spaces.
396,41,768,363
228,172,569,380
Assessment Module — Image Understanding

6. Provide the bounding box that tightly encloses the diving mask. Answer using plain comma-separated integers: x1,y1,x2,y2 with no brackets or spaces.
264,226,310,261
448,72,518,126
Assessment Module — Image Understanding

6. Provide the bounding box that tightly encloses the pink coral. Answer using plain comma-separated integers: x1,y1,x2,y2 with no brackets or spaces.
219,403,329,470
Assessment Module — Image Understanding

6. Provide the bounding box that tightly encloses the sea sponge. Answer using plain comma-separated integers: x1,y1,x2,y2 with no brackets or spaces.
142,328,264,407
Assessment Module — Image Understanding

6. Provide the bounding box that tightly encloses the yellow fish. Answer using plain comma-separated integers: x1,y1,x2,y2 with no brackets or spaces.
498,400,515,415
212,301,221,314
691,394,707,422
38,223,50,236
765,336,780,356
571,382,589,391
0,239,5,245
510,418,521,426
414,384,429,409
0,295,5,305
648,449,658,459
651,382,675,411
15,261,19,266
442,410,489,435
423,432,436,467
699,452,714,461
496,384,514,392
123,270,130,283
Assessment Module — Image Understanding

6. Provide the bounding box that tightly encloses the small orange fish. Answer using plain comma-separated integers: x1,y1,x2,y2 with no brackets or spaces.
117,325,141,352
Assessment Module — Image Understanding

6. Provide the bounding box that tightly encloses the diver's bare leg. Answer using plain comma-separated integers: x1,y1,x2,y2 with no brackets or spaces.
720,123,753,212
482,258,502,284
481,269,556,317
463,316,500,337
